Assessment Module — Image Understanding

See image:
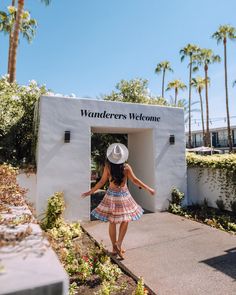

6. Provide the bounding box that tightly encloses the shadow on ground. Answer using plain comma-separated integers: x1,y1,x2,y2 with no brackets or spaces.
200,247,236,280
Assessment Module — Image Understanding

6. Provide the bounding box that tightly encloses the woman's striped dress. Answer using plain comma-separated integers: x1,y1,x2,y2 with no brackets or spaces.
91,185,143,223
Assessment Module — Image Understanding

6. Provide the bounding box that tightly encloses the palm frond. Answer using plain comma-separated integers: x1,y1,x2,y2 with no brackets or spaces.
41,0,52,5
180,55,185,62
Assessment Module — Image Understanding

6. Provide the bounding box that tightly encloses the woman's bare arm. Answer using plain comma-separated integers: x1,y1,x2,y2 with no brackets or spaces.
126,164,155,196
81,165,109,197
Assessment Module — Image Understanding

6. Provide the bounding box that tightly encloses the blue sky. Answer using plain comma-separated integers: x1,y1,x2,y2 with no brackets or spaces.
0,0,236,130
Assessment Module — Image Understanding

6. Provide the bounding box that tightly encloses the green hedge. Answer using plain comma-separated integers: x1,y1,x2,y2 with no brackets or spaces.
186,153,236,172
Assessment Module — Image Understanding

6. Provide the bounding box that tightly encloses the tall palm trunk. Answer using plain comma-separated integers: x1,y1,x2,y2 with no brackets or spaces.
8,0,16,75
223,38,233,152
204,64,210,146
198,89,205,146
9,0,24,83
8,33,14,75
162,69,165,98
174,88,178,106
188,56,193,148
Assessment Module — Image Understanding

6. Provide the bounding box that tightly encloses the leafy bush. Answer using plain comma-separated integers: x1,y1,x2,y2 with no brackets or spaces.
186,153,236,172
132,277,148,295
40,192,65,230
168,185,236,234
168,187,186,215
0,163,26,206
170,188,185,205
0,76,47,166
69,282,77,295
95,255,122,282
0,163,34,247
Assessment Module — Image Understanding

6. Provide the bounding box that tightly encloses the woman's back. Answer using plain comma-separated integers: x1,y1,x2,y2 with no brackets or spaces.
107,162,129,189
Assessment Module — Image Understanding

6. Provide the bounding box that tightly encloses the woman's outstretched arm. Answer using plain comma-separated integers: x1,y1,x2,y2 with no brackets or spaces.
81,164,109,198
126,164,155,196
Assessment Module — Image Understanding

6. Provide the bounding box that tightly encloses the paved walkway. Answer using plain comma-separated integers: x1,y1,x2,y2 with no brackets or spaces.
82,212,236,295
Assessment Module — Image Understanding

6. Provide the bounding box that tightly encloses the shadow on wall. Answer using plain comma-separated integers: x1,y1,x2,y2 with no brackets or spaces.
200,247,236,280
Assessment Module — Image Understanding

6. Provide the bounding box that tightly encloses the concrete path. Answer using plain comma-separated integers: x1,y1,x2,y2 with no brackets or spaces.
82,212,236,295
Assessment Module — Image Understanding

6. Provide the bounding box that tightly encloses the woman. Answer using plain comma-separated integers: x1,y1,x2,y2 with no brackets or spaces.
81,143,155,259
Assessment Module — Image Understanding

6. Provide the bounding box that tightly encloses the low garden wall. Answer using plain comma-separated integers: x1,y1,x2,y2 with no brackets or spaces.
0,165,68,295
187,153,236,211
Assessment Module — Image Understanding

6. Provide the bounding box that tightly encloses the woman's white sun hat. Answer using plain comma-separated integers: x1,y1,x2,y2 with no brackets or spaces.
106,143,129,164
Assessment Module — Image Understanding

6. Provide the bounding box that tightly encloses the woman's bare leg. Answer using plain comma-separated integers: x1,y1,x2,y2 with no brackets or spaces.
117,221,129,249
109,222,117,252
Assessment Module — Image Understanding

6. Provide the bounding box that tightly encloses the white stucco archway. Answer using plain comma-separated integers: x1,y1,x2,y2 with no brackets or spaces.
36,96,187,221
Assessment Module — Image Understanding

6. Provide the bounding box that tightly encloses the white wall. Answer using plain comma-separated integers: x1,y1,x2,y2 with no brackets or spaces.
154,109,187,209
187,168,233,210
36,96,186,221
128,130,155,211
37,97,91,221
17,173,36,206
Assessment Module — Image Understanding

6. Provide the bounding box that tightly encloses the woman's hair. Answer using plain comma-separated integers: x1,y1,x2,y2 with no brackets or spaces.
107,160,125,186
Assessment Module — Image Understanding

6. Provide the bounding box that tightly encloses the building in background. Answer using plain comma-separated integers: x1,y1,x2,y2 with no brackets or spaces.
186,125,236,152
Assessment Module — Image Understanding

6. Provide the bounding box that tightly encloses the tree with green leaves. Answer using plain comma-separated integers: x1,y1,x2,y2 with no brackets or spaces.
191,77,208,145
180,44,200,148
154,61,173,98
104,78,168,105
196,48,221,146
0,76,47,166
212,25,236,152
166,79,187,106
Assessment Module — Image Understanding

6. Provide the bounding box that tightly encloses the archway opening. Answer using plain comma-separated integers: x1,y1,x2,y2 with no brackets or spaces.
90,126,155,220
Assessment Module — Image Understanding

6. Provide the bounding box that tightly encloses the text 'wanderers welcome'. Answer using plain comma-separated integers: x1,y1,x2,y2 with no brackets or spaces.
80,109,160,122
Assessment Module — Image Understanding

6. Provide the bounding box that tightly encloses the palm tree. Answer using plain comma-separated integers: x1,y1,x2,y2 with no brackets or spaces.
196,48,221,146
2,6,37,77
191,77,208,145
155,61,173,98
7,1,16,74
180,44,200,148
9,0,24,82
8,1,16,75
176,99,200,130
166,79,187,106
8,0,51,83
212,25,236,152
0,3,15,72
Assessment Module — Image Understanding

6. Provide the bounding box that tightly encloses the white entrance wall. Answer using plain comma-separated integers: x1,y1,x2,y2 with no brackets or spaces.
128,130,155,212
36,96,186,221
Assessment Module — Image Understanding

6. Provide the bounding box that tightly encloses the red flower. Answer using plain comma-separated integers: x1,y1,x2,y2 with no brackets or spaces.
82,255,88,262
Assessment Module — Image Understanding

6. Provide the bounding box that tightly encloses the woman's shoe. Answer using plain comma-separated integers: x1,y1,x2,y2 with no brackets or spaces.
111,243,126,255
114,242,125,259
